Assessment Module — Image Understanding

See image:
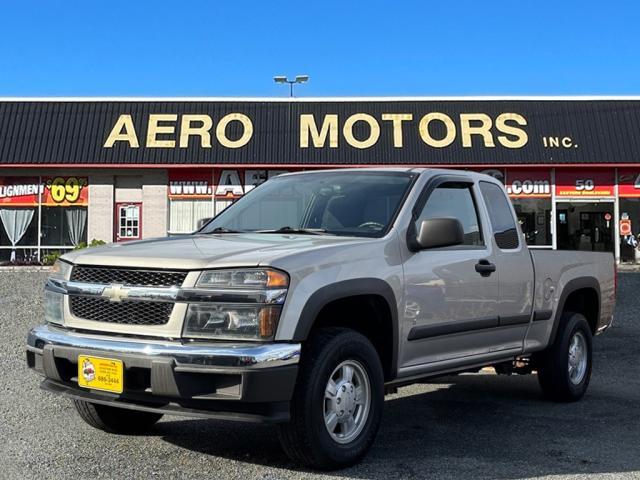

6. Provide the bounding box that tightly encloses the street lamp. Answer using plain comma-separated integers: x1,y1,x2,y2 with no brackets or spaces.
274,75,309,97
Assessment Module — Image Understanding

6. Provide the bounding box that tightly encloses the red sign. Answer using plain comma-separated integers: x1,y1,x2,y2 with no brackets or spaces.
0,176,88,206
0,177,42,205
505,169,551,198
555,169,614,197
617,169,640,197
168,170,213,199
620,218,632,236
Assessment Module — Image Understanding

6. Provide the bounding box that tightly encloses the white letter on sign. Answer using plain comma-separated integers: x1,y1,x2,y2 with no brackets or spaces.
300,114,339,148
216,170,244,196
381,114,413,148
104,114,140,148
418,113,456,148
216,113,253,148
179,115,213,148
343,114,380,149
147,114,178,148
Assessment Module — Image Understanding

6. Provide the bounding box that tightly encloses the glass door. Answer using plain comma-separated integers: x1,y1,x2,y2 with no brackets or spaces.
556,201,614,252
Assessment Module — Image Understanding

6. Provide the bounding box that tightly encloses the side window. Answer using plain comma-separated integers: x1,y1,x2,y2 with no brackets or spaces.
416,183,483,246
479,181,520,249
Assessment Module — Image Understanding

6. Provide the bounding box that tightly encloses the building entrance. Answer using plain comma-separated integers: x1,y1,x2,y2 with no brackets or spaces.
556,201,614,252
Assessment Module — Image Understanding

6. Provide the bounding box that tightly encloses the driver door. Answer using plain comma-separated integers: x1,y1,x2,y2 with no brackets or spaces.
400,178,500,367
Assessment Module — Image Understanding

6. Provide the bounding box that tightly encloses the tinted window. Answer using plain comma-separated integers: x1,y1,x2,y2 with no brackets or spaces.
479,181,520,249
416,183,483,246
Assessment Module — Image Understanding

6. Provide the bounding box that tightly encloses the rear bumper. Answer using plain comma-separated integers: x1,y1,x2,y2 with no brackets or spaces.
26,324,300,423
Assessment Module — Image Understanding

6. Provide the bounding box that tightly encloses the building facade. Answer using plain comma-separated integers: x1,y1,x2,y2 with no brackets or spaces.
1,97,640,263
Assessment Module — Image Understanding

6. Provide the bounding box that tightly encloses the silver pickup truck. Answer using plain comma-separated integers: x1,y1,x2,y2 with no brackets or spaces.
27,168,615,469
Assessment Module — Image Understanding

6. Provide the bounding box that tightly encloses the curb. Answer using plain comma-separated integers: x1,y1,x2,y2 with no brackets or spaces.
617,265,640,272
0,266,52,272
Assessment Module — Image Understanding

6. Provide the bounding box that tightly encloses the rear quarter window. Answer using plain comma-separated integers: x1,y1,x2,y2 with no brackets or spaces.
479,181,520,250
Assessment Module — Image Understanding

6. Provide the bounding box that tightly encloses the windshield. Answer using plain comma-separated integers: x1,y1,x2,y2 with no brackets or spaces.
200,171,416,237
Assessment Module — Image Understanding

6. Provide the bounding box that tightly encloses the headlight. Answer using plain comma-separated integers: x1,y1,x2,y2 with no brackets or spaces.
196,268,288,289
183,268,288,341
50,259,72,280
44,259,72,325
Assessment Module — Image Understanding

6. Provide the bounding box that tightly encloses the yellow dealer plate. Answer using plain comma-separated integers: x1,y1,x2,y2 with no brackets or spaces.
77,355,124,394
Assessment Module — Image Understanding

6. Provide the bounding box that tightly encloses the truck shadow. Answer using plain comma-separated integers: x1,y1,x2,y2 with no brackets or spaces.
158,372,640,479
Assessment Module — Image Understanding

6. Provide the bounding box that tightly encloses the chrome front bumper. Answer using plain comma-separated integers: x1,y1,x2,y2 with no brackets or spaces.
26,324,301,422
27,324,300,368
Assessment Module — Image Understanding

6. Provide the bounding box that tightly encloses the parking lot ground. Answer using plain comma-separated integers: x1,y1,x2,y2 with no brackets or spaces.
1,271,639,480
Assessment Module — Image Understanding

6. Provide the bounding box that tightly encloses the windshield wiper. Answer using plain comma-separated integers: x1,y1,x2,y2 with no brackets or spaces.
203,227,244,234
254,226,330,235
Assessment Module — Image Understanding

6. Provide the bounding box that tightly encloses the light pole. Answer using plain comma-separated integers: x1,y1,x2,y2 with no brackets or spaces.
273,75,309,97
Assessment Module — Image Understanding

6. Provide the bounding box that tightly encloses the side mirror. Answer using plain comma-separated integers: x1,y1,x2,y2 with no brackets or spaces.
415,217,464,249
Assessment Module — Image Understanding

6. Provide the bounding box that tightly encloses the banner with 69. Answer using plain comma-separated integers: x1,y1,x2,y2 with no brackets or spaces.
0,176,88,206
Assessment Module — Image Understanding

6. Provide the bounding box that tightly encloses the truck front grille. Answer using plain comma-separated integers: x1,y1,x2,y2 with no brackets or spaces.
69,296,173,326
71,266,188,288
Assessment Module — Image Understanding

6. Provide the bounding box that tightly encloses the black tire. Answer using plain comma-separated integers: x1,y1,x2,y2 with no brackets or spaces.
73,400,163,434
537,312,593,402
278,327,384,470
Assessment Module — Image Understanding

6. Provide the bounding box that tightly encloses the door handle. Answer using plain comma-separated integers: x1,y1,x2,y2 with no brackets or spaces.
475,259,496,277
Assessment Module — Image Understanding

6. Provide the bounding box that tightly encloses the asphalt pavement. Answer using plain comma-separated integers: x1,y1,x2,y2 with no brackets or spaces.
1,270,639,480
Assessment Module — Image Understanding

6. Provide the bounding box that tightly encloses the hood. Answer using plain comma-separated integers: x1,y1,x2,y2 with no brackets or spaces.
62,233,373,270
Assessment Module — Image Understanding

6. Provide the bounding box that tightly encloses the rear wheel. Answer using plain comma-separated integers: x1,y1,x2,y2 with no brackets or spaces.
278,328,384,469
537,312,593,402
73,400,163,434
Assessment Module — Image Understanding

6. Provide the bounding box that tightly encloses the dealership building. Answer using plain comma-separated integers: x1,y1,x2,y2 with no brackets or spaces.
1,97,640,263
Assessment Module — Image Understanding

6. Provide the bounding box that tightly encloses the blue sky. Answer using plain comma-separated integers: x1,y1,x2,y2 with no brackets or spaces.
0,0,638,96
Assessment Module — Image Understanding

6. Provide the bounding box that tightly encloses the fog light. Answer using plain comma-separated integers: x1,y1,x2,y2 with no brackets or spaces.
183,304,282,340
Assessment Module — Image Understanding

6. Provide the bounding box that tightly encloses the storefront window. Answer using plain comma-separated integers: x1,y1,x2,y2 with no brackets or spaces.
0,176,88,264
169,200,215,234
167,168,294,234
0,208,38,261
619,198,640,263
511,198,552,246
41,206,88,246
617,169,640,263
505,169,552,247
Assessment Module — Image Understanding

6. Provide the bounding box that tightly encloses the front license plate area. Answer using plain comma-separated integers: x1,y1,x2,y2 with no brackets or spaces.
77,355,124,394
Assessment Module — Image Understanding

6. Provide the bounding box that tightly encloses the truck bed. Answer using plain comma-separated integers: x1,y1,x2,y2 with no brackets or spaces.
524,249,616,352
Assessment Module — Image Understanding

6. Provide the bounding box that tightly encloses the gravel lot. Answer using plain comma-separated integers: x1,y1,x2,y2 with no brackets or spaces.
1,270,639,480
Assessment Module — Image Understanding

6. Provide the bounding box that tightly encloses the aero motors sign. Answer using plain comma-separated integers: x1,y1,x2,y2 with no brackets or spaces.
103,112,529,151
555,169,614,197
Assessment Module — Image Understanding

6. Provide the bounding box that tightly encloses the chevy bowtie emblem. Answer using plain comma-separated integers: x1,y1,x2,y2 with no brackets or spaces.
101,284,129,302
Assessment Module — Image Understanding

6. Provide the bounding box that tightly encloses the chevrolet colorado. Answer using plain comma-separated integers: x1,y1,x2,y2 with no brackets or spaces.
26,168,616,469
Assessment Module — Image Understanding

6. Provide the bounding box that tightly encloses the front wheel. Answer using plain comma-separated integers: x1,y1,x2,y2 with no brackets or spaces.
73,400,163,434
278,328,384,469
537,312,593,402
